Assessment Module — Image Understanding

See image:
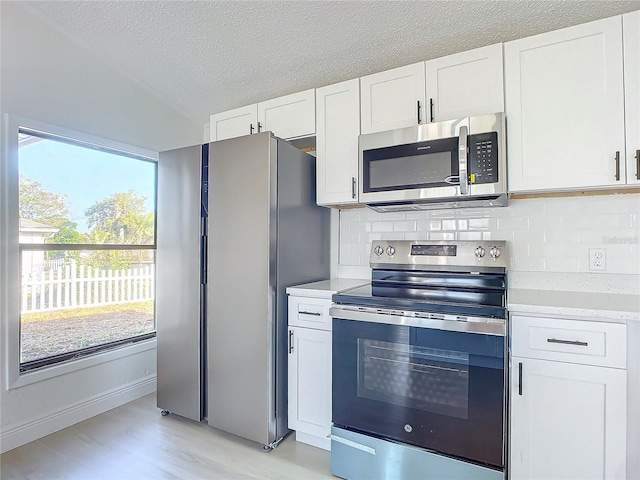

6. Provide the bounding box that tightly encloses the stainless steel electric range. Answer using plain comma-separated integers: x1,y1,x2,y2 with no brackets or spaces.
330,240,508,480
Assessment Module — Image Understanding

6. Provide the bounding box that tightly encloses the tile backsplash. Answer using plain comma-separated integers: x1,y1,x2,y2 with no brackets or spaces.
337,193,640,295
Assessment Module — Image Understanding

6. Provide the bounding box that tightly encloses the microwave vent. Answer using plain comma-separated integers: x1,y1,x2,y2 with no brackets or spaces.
366,194,508,213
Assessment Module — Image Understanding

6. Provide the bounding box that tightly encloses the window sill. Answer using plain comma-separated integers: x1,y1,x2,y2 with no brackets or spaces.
8,338,157,390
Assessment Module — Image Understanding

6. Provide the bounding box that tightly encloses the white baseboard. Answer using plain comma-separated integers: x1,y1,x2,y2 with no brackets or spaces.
0,374,156,454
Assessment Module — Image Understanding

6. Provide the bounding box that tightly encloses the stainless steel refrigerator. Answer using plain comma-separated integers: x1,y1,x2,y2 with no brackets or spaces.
156,132,330,449
156,143,208,422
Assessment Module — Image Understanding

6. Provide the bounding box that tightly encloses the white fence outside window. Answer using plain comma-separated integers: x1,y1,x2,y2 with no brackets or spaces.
21,263,155,314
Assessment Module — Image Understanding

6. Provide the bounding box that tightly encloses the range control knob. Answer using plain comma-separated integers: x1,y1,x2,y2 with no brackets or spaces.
373,245,384,256
489,246,502,260
474,246,486,259
386,246,396,257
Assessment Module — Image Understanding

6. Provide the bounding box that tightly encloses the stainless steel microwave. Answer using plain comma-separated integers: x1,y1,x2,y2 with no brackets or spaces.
358,113,507,212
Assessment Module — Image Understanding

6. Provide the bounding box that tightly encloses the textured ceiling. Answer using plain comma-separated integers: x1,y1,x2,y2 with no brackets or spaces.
23,1,640,125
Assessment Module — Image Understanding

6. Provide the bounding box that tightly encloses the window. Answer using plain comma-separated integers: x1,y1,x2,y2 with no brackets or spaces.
17,128,157,372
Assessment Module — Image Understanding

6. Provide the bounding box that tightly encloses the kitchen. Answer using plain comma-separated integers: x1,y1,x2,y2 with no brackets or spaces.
1,1,639,479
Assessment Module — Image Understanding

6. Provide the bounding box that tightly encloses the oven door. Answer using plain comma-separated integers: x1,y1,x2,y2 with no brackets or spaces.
332,311,505,469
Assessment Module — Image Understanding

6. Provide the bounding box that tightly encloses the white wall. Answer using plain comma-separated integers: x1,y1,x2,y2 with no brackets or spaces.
337,193,640,294
0,2,202,152
0,2,201,452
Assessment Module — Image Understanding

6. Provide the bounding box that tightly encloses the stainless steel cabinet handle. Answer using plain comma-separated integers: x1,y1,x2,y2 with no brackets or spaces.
288,330,294,354
429,98,434,123
635,149,640,180
547,338,588,347
518,362,523,396
615,151,620,181
351,177,356,199
250,123,255,134
417,100,422,124
299,311,321,316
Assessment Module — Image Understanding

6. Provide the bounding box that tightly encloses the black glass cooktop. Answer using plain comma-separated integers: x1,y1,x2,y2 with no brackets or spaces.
332,269,507,319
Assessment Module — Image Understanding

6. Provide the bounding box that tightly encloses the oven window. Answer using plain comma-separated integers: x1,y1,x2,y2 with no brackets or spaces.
357,339,469,419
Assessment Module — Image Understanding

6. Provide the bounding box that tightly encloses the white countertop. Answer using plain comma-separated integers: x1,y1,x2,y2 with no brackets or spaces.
286,278,369,299
287,281,640,321
508,288,640,322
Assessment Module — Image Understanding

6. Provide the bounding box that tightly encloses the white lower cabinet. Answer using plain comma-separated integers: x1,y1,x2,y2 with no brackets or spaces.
287,326,332,450
510,357,627,479
287,292,333,451
510,315,627,480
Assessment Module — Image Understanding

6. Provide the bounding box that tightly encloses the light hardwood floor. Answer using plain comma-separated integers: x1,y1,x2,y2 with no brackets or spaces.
1,394,334,479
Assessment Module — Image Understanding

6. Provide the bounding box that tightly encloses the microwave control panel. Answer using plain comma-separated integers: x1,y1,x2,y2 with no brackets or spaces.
468,132,498,184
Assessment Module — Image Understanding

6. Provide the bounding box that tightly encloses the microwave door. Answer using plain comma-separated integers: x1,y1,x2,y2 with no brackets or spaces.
358,114,507,208
363,139,460,190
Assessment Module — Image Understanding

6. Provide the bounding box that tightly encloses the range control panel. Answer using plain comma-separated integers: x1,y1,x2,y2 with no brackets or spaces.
468,132,499,184
370,240,508,270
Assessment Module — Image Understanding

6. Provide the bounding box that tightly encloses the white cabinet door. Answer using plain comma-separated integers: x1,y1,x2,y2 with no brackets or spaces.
287,326,332,450
624,11,640,185
510,357,627,480
360,62,426,134
505,16,626,191
426,44,504,122
316,79,360,206
258,89,315,139
209,104,258,142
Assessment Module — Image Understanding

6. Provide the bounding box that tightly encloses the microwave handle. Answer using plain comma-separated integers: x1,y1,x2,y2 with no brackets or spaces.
458,126,469,195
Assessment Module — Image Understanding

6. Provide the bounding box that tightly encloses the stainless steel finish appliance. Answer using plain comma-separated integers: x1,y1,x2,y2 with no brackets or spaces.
330,240,508,480
156,133,329,446
156,144,208,422
207,132,330,449
358,113,507,211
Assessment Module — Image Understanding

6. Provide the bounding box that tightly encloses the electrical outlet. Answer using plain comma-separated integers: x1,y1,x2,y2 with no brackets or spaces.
589,248,606,271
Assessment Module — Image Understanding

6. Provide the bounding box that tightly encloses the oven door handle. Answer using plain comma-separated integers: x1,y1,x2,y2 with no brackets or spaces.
329,306,505,336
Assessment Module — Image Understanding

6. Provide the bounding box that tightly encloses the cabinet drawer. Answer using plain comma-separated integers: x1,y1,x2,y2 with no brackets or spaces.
511,315,626,368
288,296,332,331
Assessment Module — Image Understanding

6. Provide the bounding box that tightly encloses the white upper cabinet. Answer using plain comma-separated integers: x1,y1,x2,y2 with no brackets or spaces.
258,89,315,140
425,43,504,122
360,47,504,134
210,89,315,142
316,79,360,206
624,11,640,185
360,62,426,134
210,104,258,142
505,16,627,192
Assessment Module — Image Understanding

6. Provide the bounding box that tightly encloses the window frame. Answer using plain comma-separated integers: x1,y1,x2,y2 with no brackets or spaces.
2,114,159,390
